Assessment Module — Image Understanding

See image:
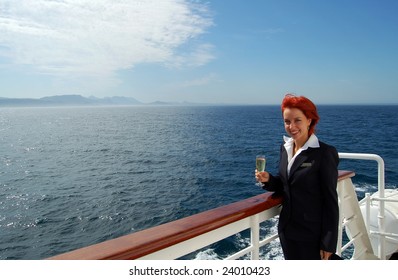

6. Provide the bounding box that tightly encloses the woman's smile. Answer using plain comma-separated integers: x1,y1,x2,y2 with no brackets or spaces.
283,107,312,147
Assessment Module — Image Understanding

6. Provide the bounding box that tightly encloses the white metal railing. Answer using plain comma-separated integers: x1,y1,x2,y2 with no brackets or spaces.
48,191,283,260
50,153,396,260
140,205,281,260
361,193,398,259
338,152,398,260
143,172,358,260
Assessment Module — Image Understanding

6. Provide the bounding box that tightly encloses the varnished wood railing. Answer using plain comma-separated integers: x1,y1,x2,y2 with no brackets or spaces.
48,170,354,260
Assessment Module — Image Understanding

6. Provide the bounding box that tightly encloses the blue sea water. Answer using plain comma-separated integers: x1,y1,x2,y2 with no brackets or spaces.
0,105,397,260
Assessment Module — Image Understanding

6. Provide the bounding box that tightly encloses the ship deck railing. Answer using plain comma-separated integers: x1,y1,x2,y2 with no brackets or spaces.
48,153,395,260
339,153,398,260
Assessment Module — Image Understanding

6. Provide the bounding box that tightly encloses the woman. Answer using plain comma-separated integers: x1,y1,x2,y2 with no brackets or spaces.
256,94,339,260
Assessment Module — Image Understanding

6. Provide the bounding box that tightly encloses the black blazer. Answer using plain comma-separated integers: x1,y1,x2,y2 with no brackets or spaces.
263,141,339,252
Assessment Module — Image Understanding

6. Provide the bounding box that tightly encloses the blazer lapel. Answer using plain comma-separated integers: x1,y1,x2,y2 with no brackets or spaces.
288,150,310,179
280,148,289,179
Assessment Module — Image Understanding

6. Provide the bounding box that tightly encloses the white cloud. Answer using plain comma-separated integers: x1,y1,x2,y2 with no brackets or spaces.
169,43,215,68
0,0,214,79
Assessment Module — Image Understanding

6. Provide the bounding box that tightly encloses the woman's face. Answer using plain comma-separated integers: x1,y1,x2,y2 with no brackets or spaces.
283,107,312,143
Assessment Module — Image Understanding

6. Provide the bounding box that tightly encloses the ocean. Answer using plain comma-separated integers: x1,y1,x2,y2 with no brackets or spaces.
0,105,397,260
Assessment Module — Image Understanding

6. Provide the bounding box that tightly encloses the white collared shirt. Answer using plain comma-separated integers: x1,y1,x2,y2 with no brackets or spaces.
283,134,320,176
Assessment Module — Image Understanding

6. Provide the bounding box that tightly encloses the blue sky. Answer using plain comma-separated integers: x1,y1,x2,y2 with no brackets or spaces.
0,0,397,104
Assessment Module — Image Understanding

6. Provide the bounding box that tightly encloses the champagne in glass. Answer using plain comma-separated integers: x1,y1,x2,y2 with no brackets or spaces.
256,155,266,172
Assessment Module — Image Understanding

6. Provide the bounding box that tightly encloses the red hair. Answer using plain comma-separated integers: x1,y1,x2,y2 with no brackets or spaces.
281,94,319,135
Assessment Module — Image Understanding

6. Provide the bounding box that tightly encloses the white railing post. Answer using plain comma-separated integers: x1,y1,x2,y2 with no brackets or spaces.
250,214,260,260
336,180,344,256
376,155,386,260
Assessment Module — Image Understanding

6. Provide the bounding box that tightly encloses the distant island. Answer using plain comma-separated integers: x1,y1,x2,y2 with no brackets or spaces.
0,95,197,107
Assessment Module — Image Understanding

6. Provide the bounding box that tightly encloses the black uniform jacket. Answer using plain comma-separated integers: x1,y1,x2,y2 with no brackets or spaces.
263,141,339,252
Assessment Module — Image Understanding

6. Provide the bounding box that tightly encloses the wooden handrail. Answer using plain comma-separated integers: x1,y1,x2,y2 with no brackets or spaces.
48,170,354,260
338,170,355,180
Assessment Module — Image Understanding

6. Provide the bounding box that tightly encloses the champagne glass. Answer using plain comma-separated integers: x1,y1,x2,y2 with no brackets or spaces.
255,155,266,186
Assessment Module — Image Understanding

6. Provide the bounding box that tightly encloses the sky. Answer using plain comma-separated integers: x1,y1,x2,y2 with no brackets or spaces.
0,0,397,105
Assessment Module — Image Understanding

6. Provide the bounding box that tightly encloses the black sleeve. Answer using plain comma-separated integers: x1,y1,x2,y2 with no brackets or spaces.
320,144,339,252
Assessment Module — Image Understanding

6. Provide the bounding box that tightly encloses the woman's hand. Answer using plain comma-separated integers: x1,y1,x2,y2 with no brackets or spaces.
320,250,333,260
255,170,270,184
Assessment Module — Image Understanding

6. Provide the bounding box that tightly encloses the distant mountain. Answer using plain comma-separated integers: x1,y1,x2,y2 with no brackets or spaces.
0,95,143,107
40,95,93,105
0,95,214,107
92,96,141,105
